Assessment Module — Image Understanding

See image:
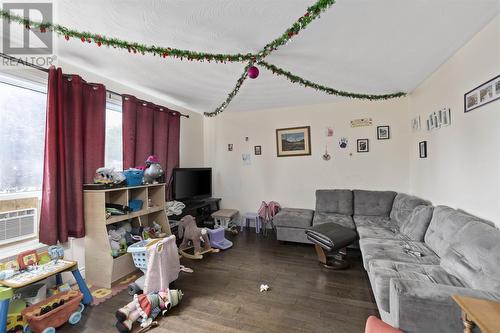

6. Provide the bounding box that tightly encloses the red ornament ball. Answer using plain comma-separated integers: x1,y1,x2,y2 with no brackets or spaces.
40,27,46,33
80,37,85,42
248,66,259,79
64,35,70,41
97,41,102,47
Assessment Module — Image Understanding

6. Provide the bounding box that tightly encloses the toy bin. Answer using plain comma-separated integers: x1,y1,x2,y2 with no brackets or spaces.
123,170,144,187
127,238,161,271
128,199,143,212
22,290,84,333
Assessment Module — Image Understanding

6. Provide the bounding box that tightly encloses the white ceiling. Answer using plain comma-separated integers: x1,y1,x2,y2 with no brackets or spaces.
51,0,500,114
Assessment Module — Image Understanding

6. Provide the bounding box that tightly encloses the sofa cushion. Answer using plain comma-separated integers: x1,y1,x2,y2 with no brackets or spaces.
315,189,353,215
441,220,500,292
424,206,480,258
359,238,440,271
353,190,397,217
273,208,314,229
312,212,355,229
356,225,400,240
353,215,395,228
399,205,434,242
390,193,431,226
369,260,464,312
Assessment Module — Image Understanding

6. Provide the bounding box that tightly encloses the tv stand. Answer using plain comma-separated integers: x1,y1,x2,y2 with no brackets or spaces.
177,198,221,227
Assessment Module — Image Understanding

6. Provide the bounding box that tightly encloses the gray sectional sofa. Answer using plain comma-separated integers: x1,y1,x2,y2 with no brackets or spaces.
273,189,500,332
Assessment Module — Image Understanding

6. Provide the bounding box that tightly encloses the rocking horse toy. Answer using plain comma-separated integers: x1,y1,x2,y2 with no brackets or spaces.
177,215,219,259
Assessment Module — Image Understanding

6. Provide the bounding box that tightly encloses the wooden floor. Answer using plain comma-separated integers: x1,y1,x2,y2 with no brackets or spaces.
60,230,378,333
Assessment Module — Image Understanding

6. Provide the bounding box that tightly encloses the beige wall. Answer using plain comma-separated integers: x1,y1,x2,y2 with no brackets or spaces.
204,98,410,214
408,14,500,225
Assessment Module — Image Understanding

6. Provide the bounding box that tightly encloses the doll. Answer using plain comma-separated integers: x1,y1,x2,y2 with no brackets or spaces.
115,289,183,333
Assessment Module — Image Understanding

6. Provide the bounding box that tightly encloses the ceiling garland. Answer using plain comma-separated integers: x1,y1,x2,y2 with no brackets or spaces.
0,0,406,117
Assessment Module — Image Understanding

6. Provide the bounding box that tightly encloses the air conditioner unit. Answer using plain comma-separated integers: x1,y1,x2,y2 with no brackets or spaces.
0,208,37,245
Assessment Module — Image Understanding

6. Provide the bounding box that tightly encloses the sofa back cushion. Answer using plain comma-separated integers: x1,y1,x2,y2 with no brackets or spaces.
399,205,434,241
353,190,397,217
315,189,353,215
441,220,500,291
390,193,431,226
424,206,481,257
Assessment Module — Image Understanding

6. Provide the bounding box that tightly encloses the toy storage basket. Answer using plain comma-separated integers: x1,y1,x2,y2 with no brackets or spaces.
22,290,83,333
123,170,144,186
127,238,161,271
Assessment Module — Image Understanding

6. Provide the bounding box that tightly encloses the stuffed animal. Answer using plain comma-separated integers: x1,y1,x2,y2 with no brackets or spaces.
108,225,129,257
143,156,164,184
115,289,183,333
178,215,212,255
94,167,126,184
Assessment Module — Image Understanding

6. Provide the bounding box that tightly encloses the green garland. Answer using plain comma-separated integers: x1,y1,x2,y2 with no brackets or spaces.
258,61,406,100
0,0,406,116
204,62,252,117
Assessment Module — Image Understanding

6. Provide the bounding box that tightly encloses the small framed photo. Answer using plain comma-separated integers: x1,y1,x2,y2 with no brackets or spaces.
411,116,421,131
228,144,233,151
464,74,500,112
419,141,427,158
377,126,390,140
357,139,369,153
254,145,262,155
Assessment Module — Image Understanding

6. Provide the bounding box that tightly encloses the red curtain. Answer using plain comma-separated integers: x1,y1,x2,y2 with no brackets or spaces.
122,95,181,198
39,67,106,245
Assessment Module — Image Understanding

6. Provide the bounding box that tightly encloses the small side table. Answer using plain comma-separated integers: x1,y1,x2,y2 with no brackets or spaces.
452,294,500,333
211,209,239,230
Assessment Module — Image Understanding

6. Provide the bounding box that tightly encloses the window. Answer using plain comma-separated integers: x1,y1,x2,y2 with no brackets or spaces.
0,75,47,194
105,101,123,171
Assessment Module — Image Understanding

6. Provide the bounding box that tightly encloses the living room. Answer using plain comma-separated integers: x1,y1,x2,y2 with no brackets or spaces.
0,1,499,333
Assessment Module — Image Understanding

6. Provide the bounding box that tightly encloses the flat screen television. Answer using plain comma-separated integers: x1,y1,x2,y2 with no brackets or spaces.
172,168,212,201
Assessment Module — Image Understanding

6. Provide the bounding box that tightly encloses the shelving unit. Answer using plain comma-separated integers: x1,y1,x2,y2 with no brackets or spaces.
83,183,170,288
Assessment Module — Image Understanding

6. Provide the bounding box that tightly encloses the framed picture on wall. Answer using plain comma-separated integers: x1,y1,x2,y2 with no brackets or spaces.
357,139,369,153
419,141,427,158
254,145,262,155
377,126,390,140
464,74,500,112
275,126,311,157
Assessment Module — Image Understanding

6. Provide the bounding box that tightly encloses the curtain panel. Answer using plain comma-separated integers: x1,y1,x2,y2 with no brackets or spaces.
39,66,106,245
122,95,180,198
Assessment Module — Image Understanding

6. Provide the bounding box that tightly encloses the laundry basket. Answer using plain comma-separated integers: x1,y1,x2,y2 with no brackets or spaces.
127,238,161,272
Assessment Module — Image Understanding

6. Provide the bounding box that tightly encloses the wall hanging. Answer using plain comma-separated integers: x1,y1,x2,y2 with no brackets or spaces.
254,146,262,155
419,141,427,158
377,126,390,140
411,116,421,131
322,145,331,160
357,139,369,153
339,137,348,149
464,74,500,112
228,144,233,151
426,108,451,131
350,118,373,128
276,126,311,157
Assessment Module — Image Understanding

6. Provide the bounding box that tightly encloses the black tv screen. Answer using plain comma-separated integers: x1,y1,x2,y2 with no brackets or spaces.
172,168,212,200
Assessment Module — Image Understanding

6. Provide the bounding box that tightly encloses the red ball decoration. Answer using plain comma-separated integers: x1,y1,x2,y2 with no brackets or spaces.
248,66,259,79
40,26,46,33
64,35,70,41
96,41,102,47
80,37,85,42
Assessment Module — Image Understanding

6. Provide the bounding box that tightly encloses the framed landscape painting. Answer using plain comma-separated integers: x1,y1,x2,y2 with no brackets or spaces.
276,126,311,157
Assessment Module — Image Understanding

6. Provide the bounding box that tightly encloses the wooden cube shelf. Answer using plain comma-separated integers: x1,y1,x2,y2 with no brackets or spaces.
83,183,170,288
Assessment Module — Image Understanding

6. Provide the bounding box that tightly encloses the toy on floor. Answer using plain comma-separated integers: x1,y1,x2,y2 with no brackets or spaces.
259,284,270,292
178,215,219,260
143,155,164,184
115,289,183,333
207,228,233,250
21,290,84,333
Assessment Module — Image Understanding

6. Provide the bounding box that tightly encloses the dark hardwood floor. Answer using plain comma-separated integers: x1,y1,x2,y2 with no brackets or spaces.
60,230,378,333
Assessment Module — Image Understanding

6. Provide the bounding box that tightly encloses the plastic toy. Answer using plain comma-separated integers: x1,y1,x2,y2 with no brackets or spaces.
143,156,164,184
17,251,38,270
21,290,84,333
47,247,64,263
178,215,219,259
94,167,126,185
207,228,233,250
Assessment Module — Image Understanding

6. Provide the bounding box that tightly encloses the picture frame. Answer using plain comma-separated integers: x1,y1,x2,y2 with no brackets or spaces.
254,145,262,155
357,139,369,153
377,126,390,140
228,144,233,151
411,116,421,131
419,141,427,158
276,126,311,157
464,74,500,112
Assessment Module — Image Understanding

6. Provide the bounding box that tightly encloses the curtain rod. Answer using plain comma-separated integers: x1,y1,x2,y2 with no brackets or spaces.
0,52,190,118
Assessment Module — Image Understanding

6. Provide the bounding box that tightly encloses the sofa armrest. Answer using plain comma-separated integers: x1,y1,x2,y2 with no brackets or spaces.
389,278,500,333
